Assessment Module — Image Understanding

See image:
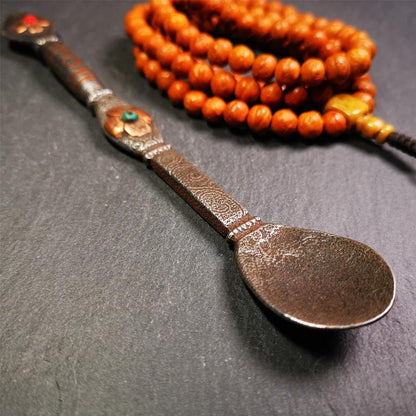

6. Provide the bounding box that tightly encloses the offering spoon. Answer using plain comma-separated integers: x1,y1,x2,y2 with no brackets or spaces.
2,13,395,330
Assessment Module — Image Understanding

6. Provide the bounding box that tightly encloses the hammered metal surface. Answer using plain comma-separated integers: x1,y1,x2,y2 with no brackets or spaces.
235,224,395,328
151,149,254,237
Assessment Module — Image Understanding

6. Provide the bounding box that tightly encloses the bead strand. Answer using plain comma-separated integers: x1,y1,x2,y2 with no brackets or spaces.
125,1,381,141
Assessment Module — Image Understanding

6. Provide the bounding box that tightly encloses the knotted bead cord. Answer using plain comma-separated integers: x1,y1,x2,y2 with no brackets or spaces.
125,0,415,156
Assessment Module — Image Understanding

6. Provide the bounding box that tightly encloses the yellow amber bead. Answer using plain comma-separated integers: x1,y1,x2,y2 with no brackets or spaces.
359,115,385,138
376,124,395,143
355,114,372,132
324,94,369,126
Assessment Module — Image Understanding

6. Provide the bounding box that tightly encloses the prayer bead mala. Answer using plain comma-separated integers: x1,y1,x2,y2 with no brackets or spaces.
125,0,415,156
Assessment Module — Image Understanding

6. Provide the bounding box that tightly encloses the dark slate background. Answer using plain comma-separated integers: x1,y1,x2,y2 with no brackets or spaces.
1,1,415,415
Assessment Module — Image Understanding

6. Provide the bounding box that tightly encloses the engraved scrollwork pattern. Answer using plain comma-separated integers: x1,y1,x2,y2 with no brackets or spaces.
151,149,252,236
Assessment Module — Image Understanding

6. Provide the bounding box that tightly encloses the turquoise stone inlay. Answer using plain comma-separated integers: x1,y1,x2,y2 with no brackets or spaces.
122,110,138,122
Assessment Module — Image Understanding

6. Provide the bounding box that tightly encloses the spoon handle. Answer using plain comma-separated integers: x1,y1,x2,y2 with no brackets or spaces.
2,12,264,242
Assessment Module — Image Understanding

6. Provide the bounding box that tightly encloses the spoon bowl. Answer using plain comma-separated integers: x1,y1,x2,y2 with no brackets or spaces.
235,224,395,329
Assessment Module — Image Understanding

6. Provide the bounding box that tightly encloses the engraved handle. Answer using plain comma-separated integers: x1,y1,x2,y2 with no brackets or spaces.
2,12,263,242
149,149,260,238
40,42,111,107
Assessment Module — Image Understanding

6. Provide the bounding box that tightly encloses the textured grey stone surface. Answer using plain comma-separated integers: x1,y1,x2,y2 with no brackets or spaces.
1,1,415,415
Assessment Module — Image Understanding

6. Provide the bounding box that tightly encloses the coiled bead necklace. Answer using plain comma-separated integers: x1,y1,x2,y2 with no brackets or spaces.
125,0,415,156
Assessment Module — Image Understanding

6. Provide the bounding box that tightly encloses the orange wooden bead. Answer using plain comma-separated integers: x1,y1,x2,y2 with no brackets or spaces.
190,33,215,58
183,90,207,115
247,105,272,133
156,43,180,68
156,70,176,92
312,17,329,31
228,45,255,73
207,38,233,66
260,82,283,107
188,62,214,90
353,79,377,97
252,16,275,39
323,110,347,136
271,109,298,136
210,71,236,99
125,16,145,36
252,54,277,82
287,22,310,44
303,30,328,54
347,32,376,57
143,33,165,58
318,38,342,60
325,53,351,84
300,12,315,26
270,19,289,42
346,48,372,77
298,111,324,139
234,77,260,104
325,20,344,38
223,100,250,127
353,91,375,112
274,58,300,87
284,86,308,108
135,51,149,72
309,83,334,106
171,52,194,78
132,26,154,46
236,13,255,38
338,26,357,45
300,58,326,86
167,80,191,105
164,12,189,36
351,39,376,58
175,25,200,49
143,59,162,83
202,97,227,123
